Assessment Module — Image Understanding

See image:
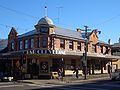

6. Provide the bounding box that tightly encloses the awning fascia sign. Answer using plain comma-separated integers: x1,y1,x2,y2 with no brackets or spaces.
26,49,66,55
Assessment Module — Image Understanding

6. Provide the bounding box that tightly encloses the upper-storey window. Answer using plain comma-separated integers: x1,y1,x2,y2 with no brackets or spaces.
92,44,96,53
19,40,22,50
42,37,47,48
60,39,65,49
30,38,34,48
37,37,41,48
105,46,109,54
100,46,103,53
69,40,73,50
77,42,81,51
11,42,15,50
40,27,49,34
25,39,28,49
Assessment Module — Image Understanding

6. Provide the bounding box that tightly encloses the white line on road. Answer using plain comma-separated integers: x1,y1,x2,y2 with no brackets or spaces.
0,85,23,88
27,84,63,87
60,86,109,90
103,84,120,88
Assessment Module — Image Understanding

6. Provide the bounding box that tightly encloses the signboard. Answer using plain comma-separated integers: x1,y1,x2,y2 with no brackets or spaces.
40,62,48,73
26,49,66,55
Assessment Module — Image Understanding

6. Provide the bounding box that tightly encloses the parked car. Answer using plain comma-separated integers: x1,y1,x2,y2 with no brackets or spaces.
110,69,120,80
0,72,13,81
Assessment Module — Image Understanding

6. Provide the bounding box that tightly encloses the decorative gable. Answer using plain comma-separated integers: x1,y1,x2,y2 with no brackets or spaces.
89,30,99,44
8,27,18,37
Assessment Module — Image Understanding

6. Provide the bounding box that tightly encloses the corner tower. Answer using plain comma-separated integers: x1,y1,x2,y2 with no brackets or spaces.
34,16,55,35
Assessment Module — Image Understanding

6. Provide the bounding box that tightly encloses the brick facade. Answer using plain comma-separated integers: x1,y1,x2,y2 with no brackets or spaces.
2,16,118,79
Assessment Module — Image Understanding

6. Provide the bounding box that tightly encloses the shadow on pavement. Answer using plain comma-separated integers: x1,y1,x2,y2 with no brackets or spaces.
27,79,120,90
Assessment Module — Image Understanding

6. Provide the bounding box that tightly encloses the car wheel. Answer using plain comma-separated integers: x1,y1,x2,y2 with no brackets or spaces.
112,78,116,80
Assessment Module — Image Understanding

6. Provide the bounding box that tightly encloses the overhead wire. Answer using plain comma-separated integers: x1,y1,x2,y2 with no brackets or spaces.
1,3,120,33
0,23,33,32
0,4,38,19
0,4,37,32
94,13,120,27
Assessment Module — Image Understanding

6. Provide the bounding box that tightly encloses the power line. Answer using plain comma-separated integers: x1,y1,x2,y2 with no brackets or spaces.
0,4,38,19
0,4,36,32
94,13,120,27
0,23,33,32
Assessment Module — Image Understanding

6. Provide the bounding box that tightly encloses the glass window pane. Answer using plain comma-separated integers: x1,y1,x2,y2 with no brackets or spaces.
25,39,28,49
19,40,22,50
30,38,34,48
60,39,65,48
42,37,47,48
11,42,14,50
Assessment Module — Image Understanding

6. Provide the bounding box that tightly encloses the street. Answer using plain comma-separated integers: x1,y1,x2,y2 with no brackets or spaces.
0,79,120,90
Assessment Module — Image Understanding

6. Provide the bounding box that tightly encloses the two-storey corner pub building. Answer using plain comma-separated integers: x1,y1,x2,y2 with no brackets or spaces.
0,16,120,79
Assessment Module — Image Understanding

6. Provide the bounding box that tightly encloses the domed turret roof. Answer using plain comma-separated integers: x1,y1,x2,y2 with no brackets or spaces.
38,16,54,25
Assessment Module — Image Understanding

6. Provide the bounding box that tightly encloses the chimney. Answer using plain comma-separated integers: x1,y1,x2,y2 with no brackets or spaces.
76,28,81,33
108,39,111,44
119,38,120,43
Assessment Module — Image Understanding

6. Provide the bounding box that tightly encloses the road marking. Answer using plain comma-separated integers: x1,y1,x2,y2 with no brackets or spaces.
103,84,120,88
0,82,13,85
0,84,23,88
60,86,109,90
27,84,63,87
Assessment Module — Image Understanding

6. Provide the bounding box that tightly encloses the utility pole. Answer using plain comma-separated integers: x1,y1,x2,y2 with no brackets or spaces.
82,26,100,79
81,26,89,80
84,26,88,80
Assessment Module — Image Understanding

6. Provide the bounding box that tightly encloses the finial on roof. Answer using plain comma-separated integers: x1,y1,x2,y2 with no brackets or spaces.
45,6,47,17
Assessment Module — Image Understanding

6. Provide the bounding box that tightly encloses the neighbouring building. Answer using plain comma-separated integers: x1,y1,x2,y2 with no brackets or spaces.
0,16,120,79
111,38,120,72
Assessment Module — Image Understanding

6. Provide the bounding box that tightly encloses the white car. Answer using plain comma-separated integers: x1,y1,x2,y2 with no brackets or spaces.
110,69,120,80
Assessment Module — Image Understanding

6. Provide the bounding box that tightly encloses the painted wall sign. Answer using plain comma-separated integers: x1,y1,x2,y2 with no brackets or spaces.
26,49,66,55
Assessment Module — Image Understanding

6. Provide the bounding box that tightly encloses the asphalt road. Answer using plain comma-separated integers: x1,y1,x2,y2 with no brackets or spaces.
0,79,120,90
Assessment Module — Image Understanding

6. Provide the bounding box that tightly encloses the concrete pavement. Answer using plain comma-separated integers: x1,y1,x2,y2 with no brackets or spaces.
19,74,110,85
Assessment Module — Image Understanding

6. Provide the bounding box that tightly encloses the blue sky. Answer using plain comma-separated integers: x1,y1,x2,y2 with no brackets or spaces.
0,0,120,44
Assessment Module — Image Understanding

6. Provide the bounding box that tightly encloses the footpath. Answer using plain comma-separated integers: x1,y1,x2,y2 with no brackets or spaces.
20,74,110,85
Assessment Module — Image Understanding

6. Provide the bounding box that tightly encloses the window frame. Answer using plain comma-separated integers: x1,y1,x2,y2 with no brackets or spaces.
92,44,97,53
30,38,34,48
42,37,47,48
60,39,65,49
37,37,41,48
19,40,22,50
11,42,15,50
40,27,49,34
69,40,73,50
25,39,28,49
100,46,103,53
77,42,81,51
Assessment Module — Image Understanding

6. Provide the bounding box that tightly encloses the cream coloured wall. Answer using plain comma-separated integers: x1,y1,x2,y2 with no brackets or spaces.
112,59,120,69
